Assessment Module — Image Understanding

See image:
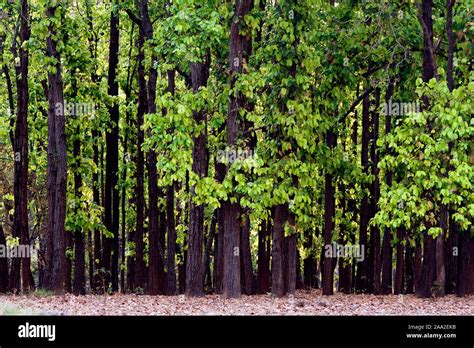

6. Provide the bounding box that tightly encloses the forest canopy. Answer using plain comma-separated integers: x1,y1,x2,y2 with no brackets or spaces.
0,0,472,299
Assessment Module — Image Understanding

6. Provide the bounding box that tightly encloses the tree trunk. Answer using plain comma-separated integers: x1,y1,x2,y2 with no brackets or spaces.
241,216,254,295
257,220,271,293
13,0,30,293
134,31,147,291
45,4,67,294
165,182,176,295
355,92,370,293
416,226,436,298
223,0,253,299
186,57,210,296
370,88,381,294
73,115,85,295
103,3,120,292
92,130,102,292
381,77,395,295
322,130,336,295
456,230,471,296
271,204,288,297
445,212,458,293
0,225,9,293
404,232,415,294
286,213,297,295
394,227,405,295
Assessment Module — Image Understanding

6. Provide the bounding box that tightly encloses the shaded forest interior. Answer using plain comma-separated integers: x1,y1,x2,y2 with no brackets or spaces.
0,0,473,299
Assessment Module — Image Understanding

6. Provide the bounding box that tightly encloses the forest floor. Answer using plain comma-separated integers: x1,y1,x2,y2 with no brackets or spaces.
0,290,472,315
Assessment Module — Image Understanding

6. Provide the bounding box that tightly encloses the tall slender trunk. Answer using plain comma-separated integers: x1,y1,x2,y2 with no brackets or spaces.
166,70,177,295
134,31,147,291
271,204,288,297
338,183,352,294
223,0,253,299
12,0,30,293
73,131,85,295
404,232,415,294
92,129,102,291
241,216,254,295
257,220,271,293
0,224,8,292
440,0,456,296
416,0,439,298
381,77,395,295
103,3,120,292
322,130,336,295
45,3,67,293
186,57,210,296
355,92,370,293
371,88,381,294
394,227,405,295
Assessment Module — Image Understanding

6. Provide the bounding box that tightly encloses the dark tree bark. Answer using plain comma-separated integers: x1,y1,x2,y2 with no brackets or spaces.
45,3,67,293
414,238,423,293
370,88,381,294
134,31,147,291
445,212,458,293
166,70,177,295
303,229,315,288
92,129,102,292
85,0,100,294
103,3,120,292
71,75,85,296
223,0,253,299
338,184,352,294
72,171,85,295
443,0,456,295
214,209,225,294
121,27,135,291
134,0,166,296
381,77,395,295
65,231,72,293
355,93,370,293
286,213,297,295
257,220,271,293
186,56,210,296
404,234,415,294
0,225,8,293
415,0,440,298
213,131,227,293
416,221,437,297
240,216,254,295
394,227,405,295
457,231,471,296
322,130,336,296
271,204,288,297
12,0,30,293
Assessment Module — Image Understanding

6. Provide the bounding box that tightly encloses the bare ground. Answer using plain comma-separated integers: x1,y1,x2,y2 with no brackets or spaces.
0,290,472,316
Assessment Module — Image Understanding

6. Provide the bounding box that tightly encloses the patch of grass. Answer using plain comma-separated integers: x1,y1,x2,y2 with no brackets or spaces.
32,289,55,298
